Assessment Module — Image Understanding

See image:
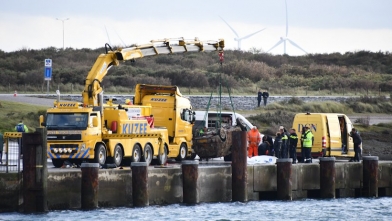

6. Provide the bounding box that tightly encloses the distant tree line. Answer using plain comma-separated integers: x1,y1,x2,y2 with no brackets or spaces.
0,47,391,94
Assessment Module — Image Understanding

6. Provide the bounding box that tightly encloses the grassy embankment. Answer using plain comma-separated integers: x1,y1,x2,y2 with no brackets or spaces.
0,100,46,133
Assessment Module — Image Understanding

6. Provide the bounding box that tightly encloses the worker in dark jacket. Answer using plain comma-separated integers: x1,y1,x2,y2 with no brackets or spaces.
350,128,362,162
258,136,271,155
280,128,289,158
288,128,298,164
274,132,282,158
262,90,269,106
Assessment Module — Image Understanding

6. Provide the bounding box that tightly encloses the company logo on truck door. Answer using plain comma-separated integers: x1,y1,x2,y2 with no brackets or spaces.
297,124,317,132
150,98,167,102
122,123,148,134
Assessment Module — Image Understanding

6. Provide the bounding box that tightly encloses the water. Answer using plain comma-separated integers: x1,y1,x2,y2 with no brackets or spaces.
2,198,391,221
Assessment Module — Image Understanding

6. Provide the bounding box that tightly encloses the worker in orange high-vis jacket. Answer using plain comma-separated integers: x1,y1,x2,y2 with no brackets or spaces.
247,126,261,158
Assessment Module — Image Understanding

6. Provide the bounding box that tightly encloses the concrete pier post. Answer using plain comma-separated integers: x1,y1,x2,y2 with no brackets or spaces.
81,163,99,210
276,158,292,200
231,131,248,202
362,156,379,197
182,160,199,205
22,129,48,213
319,157,336,198
131,162,149,207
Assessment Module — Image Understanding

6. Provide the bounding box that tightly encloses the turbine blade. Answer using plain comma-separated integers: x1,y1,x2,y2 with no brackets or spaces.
285,0,289,37
219,15,239,38
239,28,266,40
287,39,308,54
114,30,127,47
267,39,284,53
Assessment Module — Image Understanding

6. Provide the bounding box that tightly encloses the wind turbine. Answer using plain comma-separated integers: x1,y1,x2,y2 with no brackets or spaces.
219,16,266,50
267,0,307,55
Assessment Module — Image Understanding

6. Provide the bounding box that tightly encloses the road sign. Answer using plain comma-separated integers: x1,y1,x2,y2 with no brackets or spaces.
45,59,52,67
44,67,52,80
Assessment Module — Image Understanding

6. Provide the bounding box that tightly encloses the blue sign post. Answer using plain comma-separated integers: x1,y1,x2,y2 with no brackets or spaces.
44,67,52,80
44,59,52,95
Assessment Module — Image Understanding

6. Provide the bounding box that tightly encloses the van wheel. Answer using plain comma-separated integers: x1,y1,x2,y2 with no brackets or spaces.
176,143,187,161
218,129,227,141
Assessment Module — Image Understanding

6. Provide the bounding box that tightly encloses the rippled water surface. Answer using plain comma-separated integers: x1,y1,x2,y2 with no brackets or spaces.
2,198,392,221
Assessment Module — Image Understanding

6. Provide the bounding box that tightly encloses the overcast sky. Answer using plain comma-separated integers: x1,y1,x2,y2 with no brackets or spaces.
1,0,391,55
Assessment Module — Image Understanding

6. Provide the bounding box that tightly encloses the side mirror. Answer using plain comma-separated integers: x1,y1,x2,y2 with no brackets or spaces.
39,115,46,127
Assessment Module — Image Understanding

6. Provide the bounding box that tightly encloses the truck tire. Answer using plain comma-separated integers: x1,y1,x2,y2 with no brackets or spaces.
94,144,106,166
52,159,64,168
176,143,187,161
142,144,153,166
131,144,141,162
157,144,168,165
107,145,123,167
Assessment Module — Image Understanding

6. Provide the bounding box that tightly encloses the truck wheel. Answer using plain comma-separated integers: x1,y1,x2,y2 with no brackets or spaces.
111,145,123,167
131,145,141,162
176,143,187,161
94,144,106,166
157,144,168,165
142,144,153,166
52,159,64,168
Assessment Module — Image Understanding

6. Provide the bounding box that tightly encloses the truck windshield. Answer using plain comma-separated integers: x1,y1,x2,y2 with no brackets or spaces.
46,113,88,130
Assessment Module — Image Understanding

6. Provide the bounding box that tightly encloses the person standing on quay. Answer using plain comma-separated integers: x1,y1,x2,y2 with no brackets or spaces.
289,128,298,164
247,126,261,158
302,126,313,163
0,132,3,164
273,132,282,158
262,90,269,106
280,127,289,158
350,128,362,162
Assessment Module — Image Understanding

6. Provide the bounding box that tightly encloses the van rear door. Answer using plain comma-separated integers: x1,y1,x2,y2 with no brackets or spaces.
326,115,342,154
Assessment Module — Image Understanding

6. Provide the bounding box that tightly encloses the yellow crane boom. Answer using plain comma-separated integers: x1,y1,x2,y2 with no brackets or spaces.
82,37,225,106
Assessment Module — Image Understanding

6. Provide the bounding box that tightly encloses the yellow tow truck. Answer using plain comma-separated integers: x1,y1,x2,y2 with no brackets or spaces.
41,38,224,167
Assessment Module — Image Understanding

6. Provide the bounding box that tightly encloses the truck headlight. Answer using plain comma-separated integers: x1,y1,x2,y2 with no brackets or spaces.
58,149,63,153
68,148,72,153
53,148,58,153
80,144,87,151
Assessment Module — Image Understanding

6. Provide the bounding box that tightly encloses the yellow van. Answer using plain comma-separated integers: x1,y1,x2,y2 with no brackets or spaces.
291,113,355,161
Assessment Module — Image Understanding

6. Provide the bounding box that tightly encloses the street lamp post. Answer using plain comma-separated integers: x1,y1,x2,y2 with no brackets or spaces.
56,18,69,50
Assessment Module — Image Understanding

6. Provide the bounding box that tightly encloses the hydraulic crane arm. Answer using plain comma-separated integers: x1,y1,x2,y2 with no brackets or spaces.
82,37,225,106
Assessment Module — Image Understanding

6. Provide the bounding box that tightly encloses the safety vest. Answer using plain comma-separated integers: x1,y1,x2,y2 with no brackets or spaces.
303,130,313,148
